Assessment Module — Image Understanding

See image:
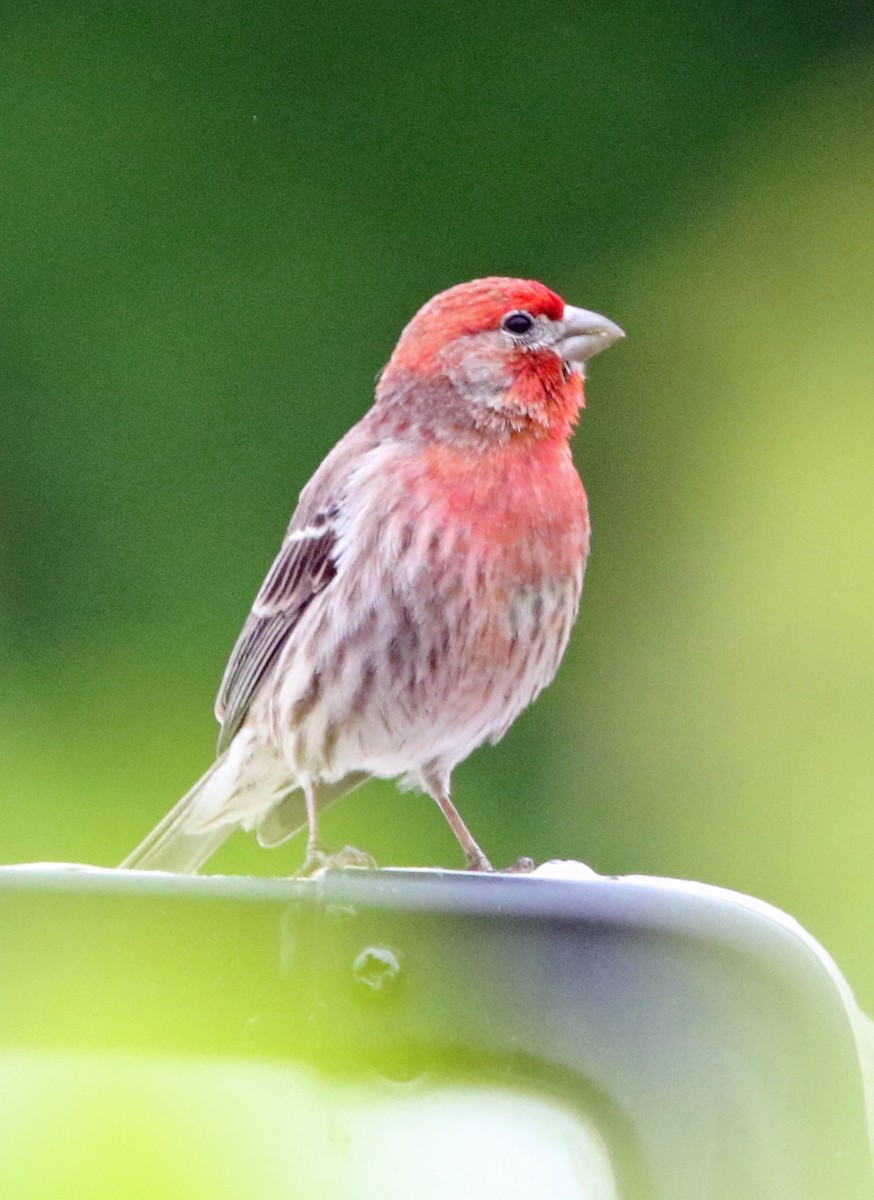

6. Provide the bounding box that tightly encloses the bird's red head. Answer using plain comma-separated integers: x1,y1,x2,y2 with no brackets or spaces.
378,277,623,442
391,278,565,362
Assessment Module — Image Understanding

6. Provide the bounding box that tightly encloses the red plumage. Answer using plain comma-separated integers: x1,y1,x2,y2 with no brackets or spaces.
121,277,623,874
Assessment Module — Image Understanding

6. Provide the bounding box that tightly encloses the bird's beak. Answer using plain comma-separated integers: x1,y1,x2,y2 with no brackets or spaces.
558,305,625,365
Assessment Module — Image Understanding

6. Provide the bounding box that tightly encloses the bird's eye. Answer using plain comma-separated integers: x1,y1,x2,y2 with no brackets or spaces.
501,311,535,336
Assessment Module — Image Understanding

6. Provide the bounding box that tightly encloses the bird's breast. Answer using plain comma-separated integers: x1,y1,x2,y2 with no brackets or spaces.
398,434,590,584
271,434,590,780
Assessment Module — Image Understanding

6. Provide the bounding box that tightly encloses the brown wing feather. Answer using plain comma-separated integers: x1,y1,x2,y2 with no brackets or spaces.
215,515,338,752
213,416,384,754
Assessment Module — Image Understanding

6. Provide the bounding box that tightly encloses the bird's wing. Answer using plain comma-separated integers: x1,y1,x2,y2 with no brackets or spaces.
215,503,341,752
214,417,390,752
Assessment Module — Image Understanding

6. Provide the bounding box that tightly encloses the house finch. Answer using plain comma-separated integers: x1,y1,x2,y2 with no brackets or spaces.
121,277,623,874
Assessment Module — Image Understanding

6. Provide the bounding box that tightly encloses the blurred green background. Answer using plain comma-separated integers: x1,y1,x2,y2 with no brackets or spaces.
1,0,873,1008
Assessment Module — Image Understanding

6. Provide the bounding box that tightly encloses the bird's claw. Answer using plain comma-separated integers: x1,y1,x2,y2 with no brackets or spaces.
502,855,537,874
331,844,379,870
463,853,538,874
297,843,378,877
464,852,495,872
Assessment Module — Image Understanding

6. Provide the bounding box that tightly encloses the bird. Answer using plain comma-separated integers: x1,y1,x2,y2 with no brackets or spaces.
120,277,623,875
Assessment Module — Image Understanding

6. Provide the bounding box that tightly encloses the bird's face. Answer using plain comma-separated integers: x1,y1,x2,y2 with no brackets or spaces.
382,278,623,435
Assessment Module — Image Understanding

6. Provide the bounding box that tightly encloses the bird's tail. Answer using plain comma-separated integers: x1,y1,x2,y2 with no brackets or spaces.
120,734,370,873
119,755,238,874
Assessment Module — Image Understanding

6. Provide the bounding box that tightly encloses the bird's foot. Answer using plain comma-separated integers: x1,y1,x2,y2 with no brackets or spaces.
463,852,537,874
502,855,537,874
297,843,378,877
464,851,495,872
331,844,378,870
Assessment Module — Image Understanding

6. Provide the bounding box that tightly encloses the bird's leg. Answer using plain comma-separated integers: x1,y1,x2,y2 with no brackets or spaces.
296,779,377,876
427,776,493,872
297,778,329,876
